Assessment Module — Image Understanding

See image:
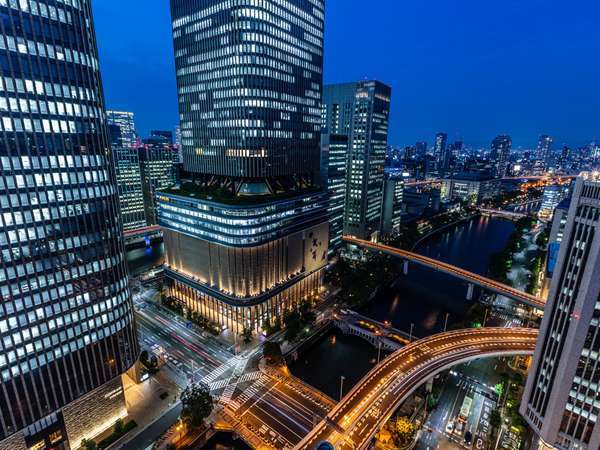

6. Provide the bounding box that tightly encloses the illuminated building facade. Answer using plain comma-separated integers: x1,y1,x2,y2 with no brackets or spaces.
0,1,138,449
139,136,177,225
534,134,553,175
380,172,404,237
321,133,348,255
322,81,392,240
107,111,146,231
164,0,327,332
490,134,512,178
521,173,600,449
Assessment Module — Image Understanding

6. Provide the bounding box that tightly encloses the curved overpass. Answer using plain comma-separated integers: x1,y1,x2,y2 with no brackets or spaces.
294,327,538,450
343,236,545,309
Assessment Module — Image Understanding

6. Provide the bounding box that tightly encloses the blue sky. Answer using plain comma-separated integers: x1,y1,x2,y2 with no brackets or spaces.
93,0,600,149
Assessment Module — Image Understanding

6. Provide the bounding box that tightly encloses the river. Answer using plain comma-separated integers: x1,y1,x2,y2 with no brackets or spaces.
290,215,516,398
124,217,516,399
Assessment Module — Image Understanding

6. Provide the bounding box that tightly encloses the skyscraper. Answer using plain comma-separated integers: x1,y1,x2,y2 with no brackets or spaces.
380,172,404,237
0,2,138,448
321,134,348,256
322,81,392,239
534,134,553,174
139,136,177,225
521,173,600,450
490,134,512,178
434,132,449,172
108,112,146,232
415,141,427,158
106,110,137,148
161,0,328,332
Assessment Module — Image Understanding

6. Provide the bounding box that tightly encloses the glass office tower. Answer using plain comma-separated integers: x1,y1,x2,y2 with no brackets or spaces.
521,173,600,450
163,0,328,333
107,111,146,231
0,2,138,448
322,81,392,240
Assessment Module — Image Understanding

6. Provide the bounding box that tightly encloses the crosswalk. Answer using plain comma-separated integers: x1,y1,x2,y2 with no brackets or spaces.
208,370,263,391
227,376,270,412
200,359,232,385
218,354,253,405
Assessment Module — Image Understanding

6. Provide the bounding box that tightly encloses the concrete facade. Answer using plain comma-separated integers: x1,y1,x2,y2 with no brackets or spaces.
521,173,600,449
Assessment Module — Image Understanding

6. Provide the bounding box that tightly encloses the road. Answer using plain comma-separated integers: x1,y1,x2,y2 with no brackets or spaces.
131,287,335,450
134,290,233,386
417,359,506,450
295,327,538,450
342,236,545,309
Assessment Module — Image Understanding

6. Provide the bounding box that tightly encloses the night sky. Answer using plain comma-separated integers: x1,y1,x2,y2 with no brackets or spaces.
92,0,600,149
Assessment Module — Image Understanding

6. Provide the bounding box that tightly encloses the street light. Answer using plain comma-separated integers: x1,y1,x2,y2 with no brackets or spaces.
409,323,414,341
339,375,345,401
443,312,450,332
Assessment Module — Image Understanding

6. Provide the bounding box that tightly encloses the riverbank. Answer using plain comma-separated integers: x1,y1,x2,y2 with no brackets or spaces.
293,216,517,395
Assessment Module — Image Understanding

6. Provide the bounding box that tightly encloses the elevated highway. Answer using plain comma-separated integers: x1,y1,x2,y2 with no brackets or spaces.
343,236,545,309
294,327,538,450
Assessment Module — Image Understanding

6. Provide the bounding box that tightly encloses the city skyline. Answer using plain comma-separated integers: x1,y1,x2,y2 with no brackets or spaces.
93,0,600,148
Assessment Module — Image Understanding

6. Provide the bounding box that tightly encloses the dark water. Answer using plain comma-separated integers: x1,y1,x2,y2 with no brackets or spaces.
289,328,388,400
291,215,515,395
126,241,164,277
361,215,515,338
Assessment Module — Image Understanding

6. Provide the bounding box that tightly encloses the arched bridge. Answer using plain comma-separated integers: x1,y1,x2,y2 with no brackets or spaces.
343,236,545,309
294,327,538,450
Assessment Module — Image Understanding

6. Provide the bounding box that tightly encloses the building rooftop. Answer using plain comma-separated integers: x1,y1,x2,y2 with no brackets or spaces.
160,182,322,206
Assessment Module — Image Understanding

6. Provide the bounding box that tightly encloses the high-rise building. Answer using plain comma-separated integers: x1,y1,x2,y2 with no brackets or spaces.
415,141,427,157
380,172,404,237
150,129,173,144
534,135,553,174
321,134,348,255
161,0,328,333
322,81,392,239
107,110,137,148
434,132,449,172
139,136,177,225
521,173,600,450
174,125,182,163
0,3,138,449
538,184,571,221
108,113,146,232
490,134,512,178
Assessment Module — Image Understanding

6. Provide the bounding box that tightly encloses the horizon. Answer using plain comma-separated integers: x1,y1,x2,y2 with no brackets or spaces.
93,0,600,149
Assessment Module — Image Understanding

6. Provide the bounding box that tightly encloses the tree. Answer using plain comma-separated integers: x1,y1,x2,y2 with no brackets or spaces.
139,350,149,365
283,309,302,341
263,341,283,363
241,327,253,344
80,439,97,450
395,416,415,446
299,300,316,325
262,319,273,336
490,409,502,433
114,418,124,434
180,384,213,427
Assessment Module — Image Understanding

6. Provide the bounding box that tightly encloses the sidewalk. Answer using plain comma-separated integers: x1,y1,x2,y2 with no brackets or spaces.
107,370,183,450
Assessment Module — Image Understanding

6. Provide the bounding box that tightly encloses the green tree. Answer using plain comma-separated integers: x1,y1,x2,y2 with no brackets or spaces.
394,416,415,446
263,341,283,363
114,418,124,434
139,350,149,365
180,384,213,427
299,300,316,325
80,439,97,450
490,409,502,433
283,309,302,341
241,327,253,344
262,319,273,336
